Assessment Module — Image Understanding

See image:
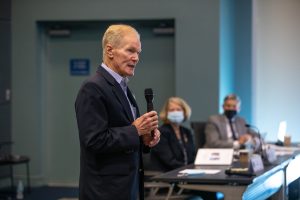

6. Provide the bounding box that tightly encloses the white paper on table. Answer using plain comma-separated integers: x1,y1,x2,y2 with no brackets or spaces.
267,144,300,156
178,169,220,175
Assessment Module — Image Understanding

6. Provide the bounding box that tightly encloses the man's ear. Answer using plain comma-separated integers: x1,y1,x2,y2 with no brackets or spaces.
106,44,113,58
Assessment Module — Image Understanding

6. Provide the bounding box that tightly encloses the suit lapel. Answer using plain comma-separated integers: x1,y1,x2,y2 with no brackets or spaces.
112,86,134,121
97,66,134,122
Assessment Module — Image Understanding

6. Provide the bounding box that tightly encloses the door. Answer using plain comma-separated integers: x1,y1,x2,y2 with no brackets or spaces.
40,20,174,184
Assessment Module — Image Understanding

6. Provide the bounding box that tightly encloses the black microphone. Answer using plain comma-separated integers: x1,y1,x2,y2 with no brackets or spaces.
225,167,255,177
245,124,260,136
144,88,154,138
245,124,263,152
246,124,268,158
246,124,277,165
144,88,154,112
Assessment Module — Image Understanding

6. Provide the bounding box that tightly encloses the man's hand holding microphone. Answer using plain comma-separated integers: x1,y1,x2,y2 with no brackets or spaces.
132,111,160,147
132,88,160,147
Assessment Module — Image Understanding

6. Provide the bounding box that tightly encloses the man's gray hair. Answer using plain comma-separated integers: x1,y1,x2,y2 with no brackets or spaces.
223,94,241,105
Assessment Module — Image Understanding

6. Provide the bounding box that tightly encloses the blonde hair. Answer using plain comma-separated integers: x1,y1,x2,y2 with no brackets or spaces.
160,97,192,123
102,24,140,57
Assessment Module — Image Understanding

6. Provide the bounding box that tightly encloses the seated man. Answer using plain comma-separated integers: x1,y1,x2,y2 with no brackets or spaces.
204,94,259,151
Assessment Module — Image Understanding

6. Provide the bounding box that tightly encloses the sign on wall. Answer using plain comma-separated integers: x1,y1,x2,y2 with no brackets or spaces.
70,59,90,75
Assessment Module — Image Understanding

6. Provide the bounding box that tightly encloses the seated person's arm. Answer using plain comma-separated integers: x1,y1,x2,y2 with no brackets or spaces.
239,133,261,152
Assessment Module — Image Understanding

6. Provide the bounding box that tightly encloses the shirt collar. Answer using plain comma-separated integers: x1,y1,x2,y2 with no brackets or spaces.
101,63,129,84
223,114,236,122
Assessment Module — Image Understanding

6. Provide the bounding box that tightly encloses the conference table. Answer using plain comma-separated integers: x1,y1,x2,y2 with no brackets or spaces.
152,148,300,200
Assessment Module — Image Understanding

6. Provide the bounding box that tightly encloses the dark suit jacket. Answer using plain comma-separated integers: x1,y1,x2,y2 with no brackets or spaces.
75,66,143,200
150,124,196,172
204,114,248,148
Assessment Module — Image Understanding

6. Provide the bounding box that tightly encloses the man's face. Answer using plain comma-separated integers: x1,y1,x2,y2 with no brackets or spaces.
223,99,240,112
108,32,141,77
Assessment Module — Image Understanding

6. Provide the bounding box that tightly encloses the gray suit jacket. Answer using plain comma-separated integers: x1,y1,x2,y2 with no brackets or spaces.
204,114,248,148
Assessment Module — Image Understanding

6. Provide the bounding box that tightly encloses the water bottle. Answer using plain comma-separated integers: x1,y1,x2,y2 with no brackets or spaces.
16,180,24,199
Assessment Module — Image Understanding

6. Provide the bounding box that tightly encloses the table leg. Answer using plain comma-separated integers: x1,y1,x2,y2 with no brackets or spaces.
26,162,31,193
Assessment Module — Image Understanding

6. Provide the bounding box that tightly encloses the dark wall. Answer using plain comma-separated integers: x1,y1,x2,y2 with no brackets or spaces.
0,0,12,155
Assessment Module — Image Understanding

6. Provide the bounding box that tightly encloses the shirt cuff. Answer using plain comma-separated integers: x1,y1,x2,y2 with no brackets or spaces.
233,140,240,149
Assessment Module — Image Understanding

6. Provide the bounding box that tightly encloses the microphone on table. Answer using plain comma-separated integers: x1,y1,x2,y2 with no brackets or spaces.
144,88,154,138
245,124,277,165
245,124,259,133
245,124,264,153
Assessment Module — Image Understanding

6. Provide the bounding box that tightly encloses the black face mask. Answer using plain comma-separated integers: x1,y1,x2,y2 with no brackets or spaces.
224,110,237,120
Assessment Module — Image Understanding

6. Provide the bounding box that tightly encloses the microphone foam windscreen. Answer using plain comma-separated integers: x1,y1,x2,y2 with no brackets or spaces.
144,88,153,96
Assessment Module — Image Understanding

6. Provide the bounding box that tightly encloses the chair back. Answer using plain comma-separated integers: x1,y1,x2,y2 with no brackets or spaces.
191,121,207,149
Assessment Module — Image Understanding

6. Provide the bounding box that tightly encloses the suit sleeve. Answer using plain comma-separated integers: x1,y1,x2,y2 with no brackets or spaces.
75,82,140,154
205,116,234,148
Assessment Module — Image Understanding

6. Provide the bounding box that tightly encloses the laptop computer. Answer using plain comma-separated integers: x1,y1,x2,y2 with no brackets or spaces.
276,120,287,144
194,148,234,165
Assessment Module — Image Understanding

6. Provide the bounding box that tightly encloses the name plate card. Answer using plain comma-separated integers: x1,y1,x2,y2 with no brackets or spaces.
264,147,277,164
250,154,264,172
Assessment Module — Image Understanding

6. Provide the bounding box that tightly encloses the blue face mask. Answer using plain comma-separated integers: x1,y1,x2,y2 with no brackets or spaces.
167,111,184,124
224,110,237,120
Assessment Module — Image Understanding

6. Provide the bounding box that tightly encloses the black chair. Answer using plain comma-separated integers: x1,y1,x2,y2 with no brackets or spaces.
190,121,207,149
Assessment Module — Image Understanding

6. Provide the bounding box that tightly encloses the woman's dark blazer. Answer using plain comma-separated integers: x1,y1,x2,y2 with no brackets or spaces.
150,123,196,172
75,66,143,200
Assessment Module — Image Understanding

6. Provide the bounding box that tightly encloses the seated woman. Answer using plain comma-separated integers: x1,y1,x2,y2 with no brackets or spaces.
150,97,196,172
